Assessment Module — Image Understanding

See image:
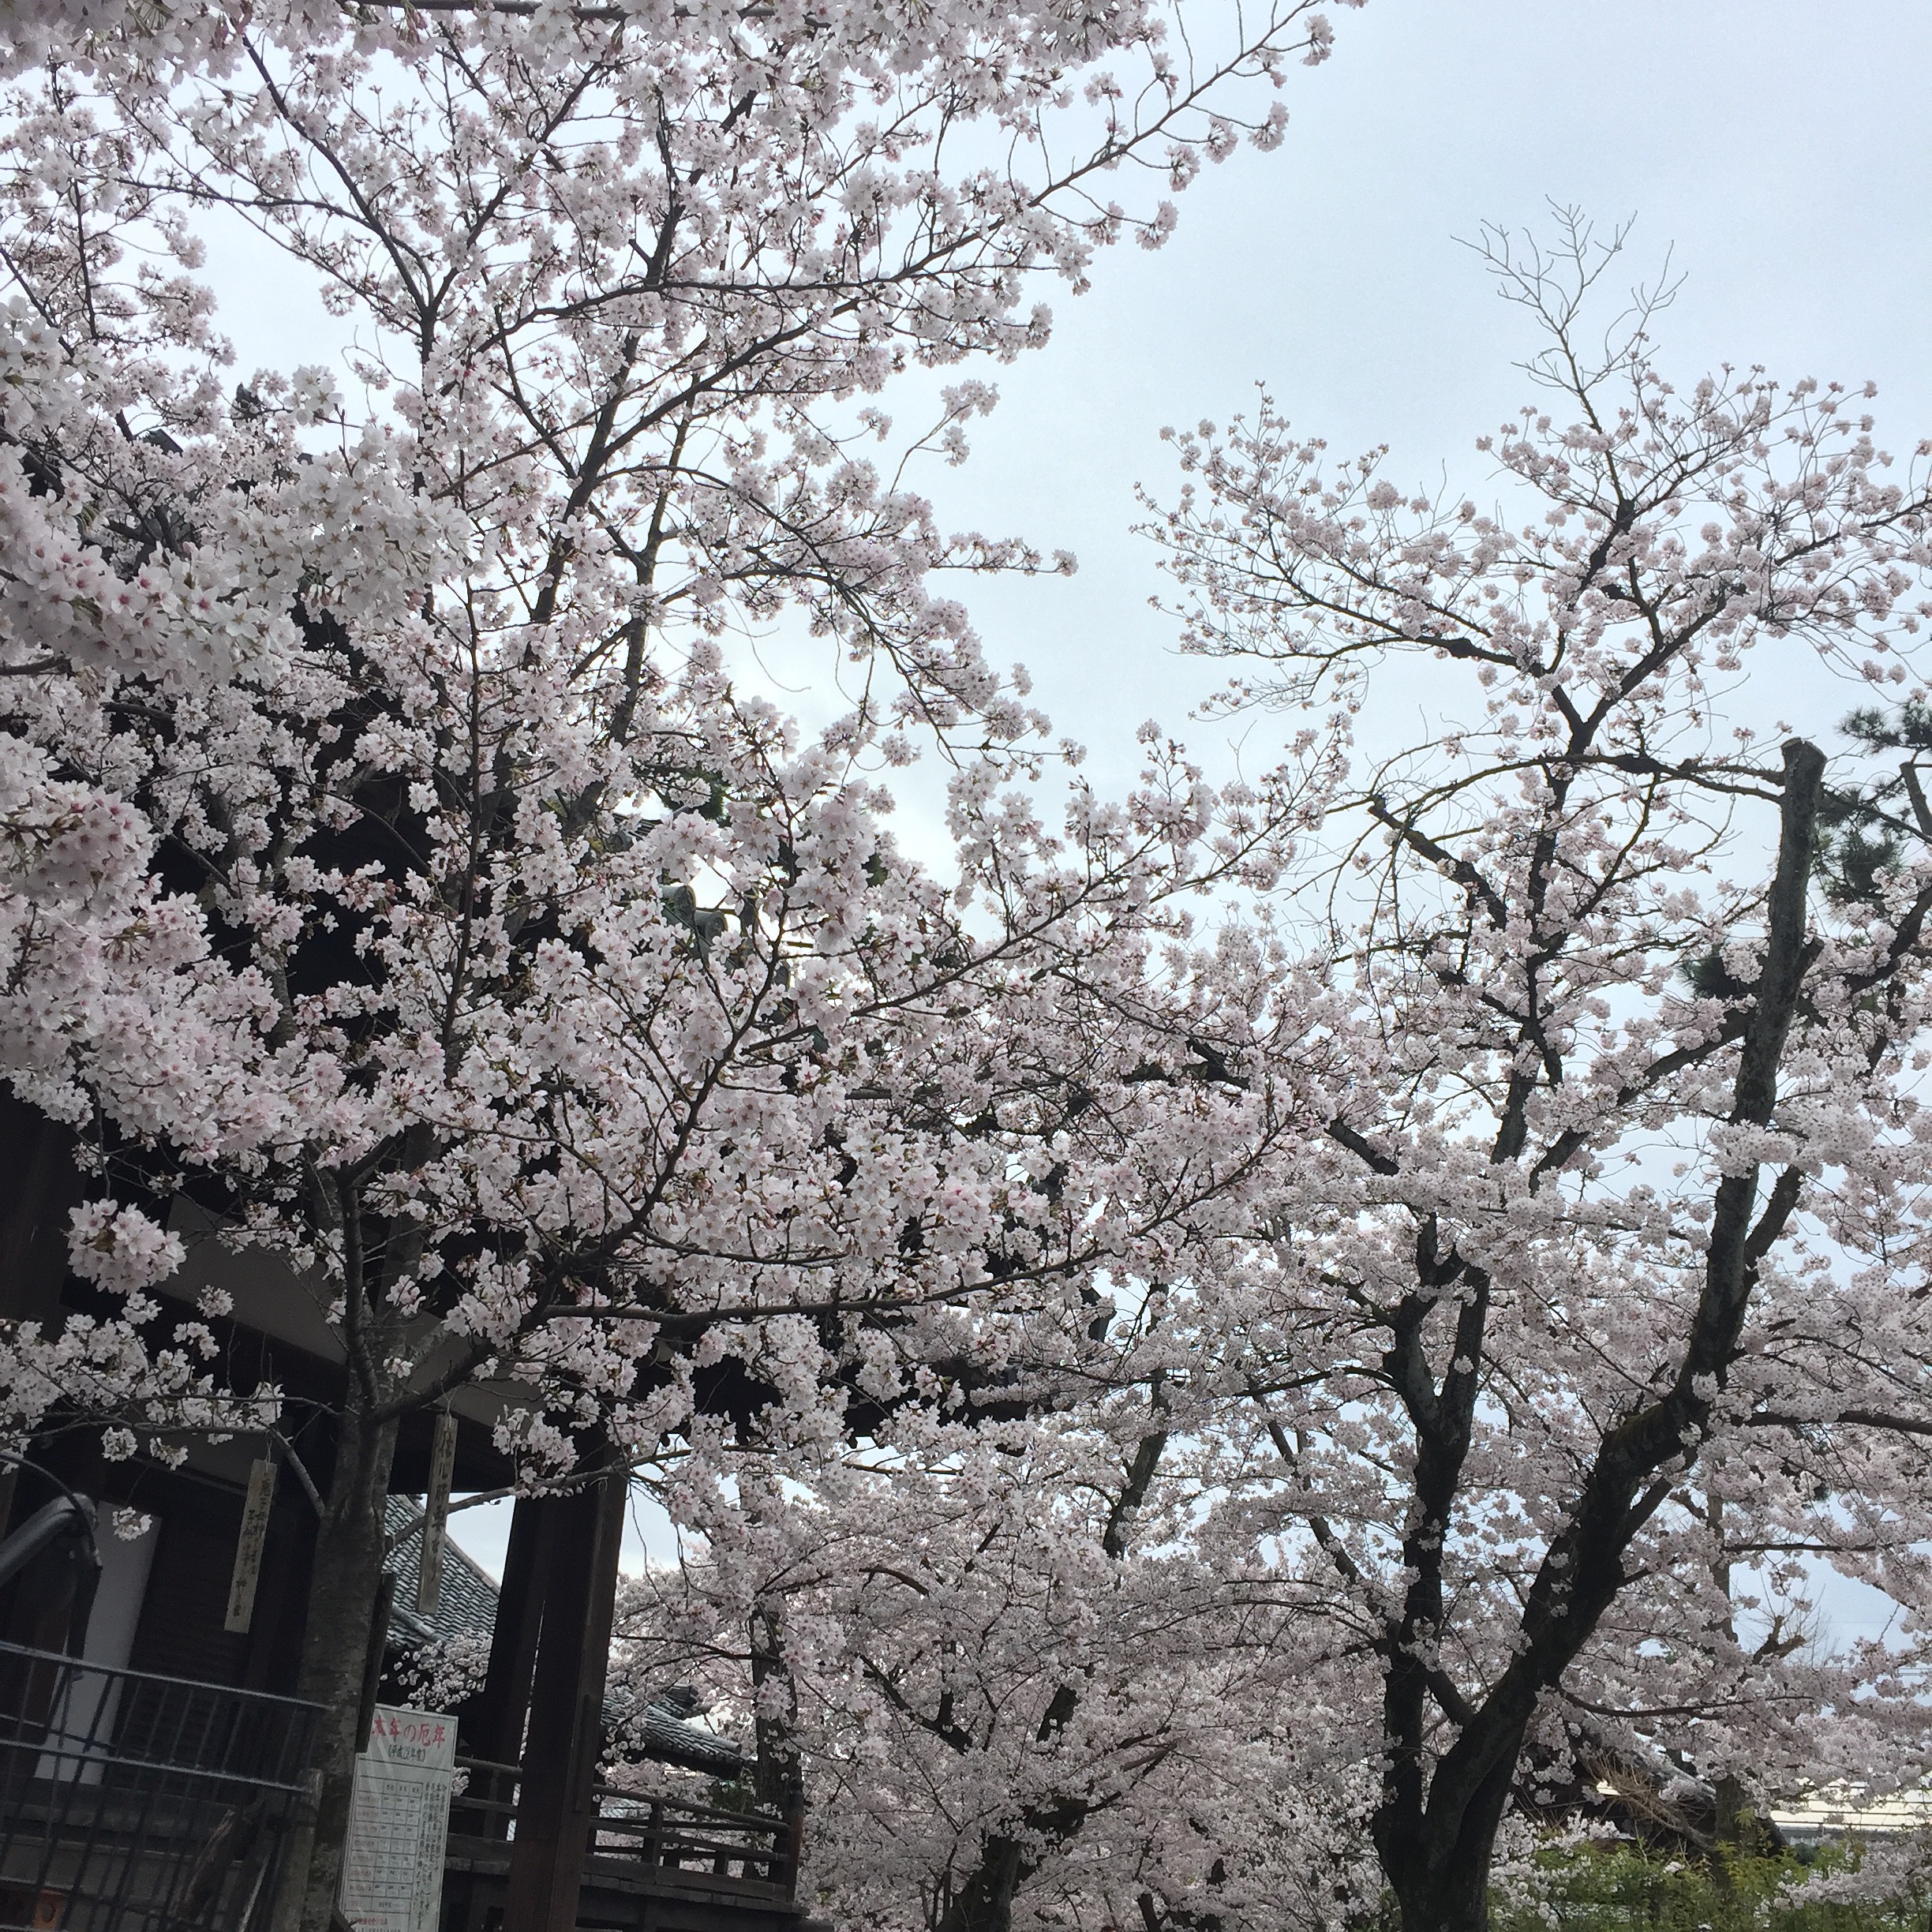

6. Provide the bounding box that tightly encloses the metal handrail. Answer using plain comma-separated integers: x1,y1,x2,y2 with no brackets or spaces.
0,1638,322,1931
0,1640,319,1792
0,1642,322,1720
0,1453,101,1659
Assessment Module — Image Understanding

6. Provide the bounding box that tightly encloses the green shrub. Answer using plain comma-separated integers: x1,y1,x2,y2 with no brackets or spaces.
1486,1841,1925,1932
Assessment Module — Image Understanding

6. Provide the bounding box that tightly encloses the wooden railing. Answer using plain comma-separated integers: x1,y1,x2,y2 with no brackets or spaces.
450,1757,797,1899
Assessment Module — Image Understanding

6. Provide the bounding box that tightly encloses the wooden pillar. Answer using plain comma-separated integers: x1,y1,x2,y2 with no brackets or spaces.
502,1464,628,1932
455,1497,560,1932
466,1494,552,1776
0,1095,85,1326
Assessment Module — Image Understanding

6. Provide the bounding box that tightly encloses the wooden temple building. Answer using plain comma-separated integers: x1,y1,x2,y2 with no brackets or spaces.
0,1099,812,1932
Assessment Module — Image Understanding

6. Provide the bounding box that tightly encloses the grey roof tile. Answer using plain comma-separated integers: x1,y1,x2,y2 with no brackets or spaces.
380,1496,742,1777
384,1495,500,1647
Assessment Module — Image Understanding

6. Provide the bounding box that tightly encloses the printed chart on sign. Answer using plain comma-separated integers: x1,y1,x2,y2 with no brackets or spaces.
339,1705,457,1932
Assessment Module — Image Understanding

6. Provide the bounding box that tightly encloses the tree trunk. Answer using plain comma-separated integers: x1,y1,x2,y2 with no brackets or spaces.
1391,1865,1491,1932
276,1392,400,1932
935,1836,1029,1932
1368,744,1827,1932
930,1432,1163,1932
750,1602,807,1897
934,1791,1087,1932
1381,1765,1512,1932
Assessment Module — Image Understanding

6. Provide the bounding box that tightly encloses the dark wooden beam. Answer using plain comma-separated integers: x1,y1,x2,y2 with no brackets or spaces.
466,1492,550,1773
0,1094,85,1326
502,1463,628,1932
452,1496,553,1932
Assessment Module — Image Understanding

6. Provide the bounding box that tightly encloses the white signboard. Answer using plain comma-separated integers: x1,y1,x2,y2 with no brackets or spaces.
339,1704,457,1932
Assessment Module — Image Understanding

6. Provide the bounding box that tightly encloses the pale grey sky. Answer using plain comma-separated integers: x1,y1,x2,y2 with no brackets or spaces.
902,0,1932,796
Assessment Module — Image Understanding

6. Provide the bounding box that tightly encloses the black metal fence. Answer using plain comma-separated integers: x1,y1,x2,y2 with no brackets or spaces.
0,1641,320,1932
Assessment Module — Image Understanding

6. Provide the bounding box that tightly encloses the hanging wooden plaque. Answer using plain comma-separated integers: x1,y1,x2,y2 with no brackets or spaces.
415,1409,458,1619
223,1457,277,1634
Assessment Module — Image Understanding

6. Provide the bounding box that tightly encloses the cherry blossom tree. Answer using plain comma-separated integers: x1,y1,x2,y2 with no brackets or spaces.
0,0,1362,1119
2,545,1324,1932
1138,214,1932,1932
614,1357,1383,1932
0,3,1365,1922
2,0,1356,739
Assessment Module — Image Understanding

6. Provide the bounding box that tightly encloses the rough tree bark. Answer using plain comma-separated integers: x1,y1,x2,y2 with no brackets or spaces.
273,1388,399,1932
751,1601,807,1892
269,1170,427,1932
1372,739,1826,1932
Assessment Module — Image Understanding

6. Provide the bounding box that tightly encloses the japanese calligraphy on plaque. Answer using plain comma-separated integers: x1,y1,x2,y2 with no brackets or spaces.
416,1407,459,1619
339,1705,457,1932
223,1458,277,1634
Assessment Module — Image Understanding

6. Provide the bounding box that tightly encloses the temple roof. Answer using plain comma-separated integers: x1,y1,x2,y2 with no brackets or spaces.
381,1496,742,1777
384,1496,501,1650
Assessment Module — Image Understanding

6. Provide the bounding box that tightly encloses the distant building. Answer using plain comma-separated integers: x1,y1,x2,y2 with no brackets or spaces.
1770,1782,1932,1848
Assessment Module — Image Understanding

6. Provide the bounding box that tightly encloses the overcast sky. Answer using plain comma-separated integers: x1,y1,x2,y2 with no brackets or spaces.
893,0,1932,796
246,0,1930,1637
